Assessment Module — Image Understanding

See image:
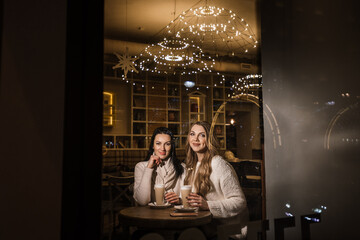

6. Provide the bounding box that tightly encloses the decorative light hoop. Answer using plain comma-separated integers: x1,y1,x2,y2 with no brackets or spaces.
199,24,217,32
164,55,183,61
154,55,194,66
189,23,227,33
158,39,189,50
232,74,262,91
171,5,258,55
137,54,215,75
145,40,197,58
178,6,236,36
138,59,201,75
138,38,216,75
194,6,222,17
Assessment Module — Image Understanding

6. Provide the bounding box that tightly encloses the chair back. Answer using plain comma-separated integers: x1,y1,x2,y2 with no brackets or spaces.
107,175,134,185
107,175,135,207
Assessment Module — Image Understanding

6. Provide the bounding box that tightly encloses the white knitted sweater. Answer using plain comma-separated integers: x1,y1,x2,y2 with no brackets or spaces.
196,155,248,239
200,155,247,219
133,160,185,206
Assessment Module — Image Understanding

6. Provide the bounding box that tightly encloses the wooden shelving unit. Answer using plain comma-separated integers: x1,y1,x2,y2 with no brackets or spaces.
129,72,186,149
102,60,256,152
211,75,226,149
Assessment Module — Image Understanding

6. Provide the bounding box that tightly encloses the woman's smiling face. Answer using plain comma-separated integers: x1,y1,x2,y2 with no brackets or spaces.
189,124,207,153
153,134,172,160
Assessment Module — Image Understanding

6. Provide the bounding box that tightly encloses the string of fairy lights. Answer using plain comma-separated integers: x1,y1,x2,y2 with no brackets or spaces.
138,38,216,75
125,73,261,97
113,0,260,91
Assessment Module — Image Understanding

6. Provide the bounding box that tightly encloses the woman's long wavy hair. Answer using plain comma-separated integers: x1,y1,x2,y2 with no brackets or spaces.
184,121,219,197
144,127,184,178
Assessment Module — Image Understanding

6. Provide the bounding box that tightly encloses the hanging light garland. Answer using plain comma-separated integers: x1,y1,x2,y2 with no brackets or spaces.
164,3,258,57
187,6,235,34
231,74,262,98
137,36,216,75
145,39,194,66
132,0,259,91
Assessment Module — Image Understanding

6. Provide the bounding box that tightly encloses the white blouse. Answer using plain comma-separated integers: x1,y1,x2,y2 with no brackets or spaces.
133,159,185,206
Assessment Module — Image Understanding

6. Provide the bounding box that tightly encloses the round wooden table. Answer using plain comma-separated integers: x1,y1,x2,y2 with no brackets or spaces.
119,206,212,229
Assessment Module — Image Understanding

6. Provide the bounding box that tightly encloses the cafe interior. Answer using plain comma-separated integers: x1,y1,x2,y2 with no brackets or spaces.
101,0,264,238
1,0,359,240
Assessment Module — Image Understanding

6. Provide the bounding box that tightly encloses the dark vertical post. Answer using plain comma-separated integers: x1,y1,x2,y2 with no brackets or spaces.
274,217,295,240
61,0,104,240
261,219,270,240
301,213,321,240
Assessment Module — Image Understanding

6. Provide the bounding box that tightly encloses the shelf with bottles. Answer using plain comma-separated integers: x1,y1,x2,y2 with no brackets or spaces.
214,124,225,136
103,135,116,148
168,110,180,122
133,95,146,108
133,136,147,149
133,123,146,135
103,135,136,149
188,93,205,125
148,109,167,122
180,122,190,135
133,109,146,121
168,97,180,110
189,97,203,113
115,136,131,148
168,123,180,135
173,136,181,148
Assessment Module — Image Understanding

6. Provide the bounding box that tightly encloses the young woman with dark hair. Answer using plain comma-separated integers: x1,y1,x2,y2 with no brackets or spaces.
133,127,185,205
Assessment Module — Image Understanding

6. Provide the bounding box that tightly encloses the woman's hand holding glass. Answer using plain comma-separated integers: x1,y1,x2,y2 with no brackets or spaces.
165,190,180,204
187,193,209,210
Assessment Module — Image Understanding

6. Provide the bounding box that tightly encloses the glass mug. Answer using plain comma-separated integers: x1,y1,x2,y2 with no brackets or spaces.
181,185,192,208
154,184,165,205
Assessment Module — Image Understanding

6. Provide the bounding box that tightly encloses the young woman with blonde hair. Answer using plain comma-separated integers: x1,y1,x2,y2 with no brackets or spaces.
184,121,248,239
